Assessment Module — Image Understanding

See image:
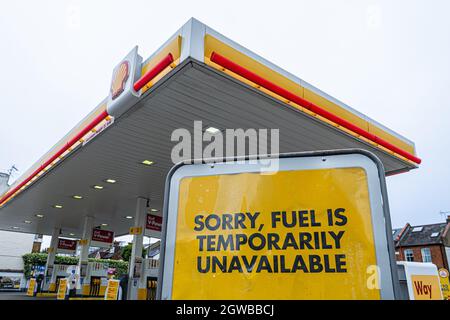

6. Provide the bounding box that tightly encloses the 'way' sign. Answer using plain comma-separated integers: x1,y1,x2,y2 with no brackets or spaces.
411,275,441,300
159,151,398,300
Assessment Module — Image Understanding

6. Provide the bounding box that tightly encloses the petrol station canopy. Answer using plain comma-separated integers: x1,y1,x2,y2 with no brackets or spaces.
0,18,420,239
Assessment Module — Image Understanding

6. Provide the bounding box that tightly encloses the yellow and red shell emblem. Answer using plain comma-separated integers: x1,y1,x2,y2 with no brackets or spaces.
110,60,130,100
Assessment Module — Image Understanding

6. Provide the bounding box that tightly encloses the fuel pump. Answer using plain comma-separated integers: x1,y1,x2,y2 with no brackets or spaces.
81,262,108,297
143,258,159,300
49,264,70,292
129,258,159,300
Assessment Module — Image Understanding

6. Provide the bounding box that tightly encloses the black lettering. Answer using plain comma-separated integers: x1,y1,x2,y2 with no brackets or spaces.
205,214,221,231
246,212,260,228
235,213,246,229
248,233,266,250
334,208,347,226
241,255,258,272
336,254,347,272
222,214,233,230
282,233,299,250
309,255,323,273
291,255,308,273
217,234,234,251
282,211,296,227
271,211,281,228
323,255,336,272
321,232,332,249
256,256,273,273
310,210,321,227
298,210,309,227
267,233,281,250
194,215,204,231
298,232,313,249
211,256,227,273
196,235,206,251
228,256,242,272
329,231,345,249
235,234,247,250
197,256,210,273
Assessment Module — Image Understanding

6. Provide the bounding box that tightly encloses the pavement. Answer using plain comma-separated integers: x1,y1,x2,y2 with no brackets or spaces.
0,291,53,300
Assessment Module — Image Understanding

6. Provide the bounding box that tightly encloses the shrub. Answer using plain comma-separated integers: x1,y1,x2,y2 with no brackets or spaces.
22,253,129,279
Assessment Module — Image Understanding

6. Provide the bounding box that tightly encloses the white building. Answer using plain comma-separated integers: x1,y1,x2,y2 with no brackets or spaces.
0,230,35,290
0,172,35,290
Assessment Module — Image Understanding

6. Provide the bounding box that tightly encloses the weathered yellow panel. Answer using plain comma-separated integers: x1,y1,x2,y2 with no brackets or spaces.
172,168,381,299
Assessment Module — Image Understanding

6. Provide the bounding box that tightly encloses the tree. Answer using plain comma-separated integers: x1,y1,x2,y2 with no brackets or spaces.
120,243,147,262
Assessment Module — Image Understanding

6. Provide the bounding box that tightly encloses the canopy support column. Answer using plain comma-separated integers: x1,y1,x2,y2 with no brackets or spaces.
43,227,60,292
127,197,148,300
76,215,93,295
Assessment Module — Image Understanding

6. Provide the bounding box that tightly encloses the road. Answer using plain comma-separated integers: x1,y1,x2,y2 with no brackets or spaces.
0,291,53,300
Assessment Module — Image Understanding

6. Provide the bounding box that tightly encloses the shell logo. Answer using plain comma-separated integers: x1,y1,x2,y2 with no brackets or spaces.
110,60,130,100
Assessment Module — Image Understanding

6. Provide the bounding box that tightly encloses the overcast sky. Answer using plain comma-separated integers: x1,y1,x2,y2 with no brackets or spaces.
1,0,449,243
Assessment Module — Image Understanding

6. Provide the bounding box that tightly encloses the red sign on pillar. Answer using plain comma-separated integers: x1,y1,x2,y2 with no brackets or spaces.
145,214,162,238
91,229,114,248
57,238,77,254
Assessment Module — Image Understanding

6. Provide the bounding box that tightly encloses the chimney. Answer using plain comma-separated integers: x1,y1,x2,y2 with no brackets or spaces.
447,215,450,224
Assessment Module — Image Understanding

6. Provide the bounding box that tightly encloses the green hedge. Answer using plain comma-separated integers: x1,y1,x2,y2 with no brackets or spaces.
22,253,128,279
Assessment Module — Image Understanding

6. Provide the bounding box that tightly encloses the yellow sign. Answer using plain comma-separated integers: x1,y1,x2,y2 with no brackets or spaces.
438,268,450,300
26,278,36,297
171,167,381,299
411,275,442,300
105,279,120,300
129,226,143,235
57,278,68,300
79,239,88,246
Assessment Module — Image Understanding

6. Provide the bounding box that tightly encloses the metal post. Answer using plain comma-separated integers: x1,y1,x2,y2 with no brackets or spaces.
43,227,60,292
76,216,93,295
127,197,148,300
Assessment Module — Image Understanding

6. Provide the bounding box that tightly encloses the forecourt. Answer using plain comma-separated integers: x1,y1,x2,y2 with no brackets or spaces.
0,18,420,299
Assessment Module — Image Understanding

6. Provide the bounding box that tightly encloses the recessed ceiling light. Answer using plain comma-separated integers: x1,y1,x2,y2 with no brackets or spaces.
69,233,75,236
11,226,19,229
93,185,104,190
141,160,154,166
53,204,63,209
72,195,83,199
105,179,116,184
125,216,133,219
35,214,44,218
150,208,158,212
205,126,220,134
24,220,32,224
101,223,108,226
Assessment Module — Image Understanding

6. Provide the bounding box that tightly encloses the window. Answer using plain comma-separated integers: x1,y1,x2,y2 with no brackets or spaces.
404,249,414,261
421,248,432,263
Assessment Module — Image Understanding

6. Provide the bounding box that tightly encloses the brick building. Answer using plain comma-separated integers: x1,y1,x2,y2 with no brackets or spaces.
393,216,450,270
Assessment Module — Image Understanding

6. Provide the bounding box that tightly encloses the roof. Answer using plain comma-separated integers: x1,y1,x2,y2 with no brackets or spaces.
0,18,420,237
397,222,448,246
392,228,403,242
145,241,160,258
